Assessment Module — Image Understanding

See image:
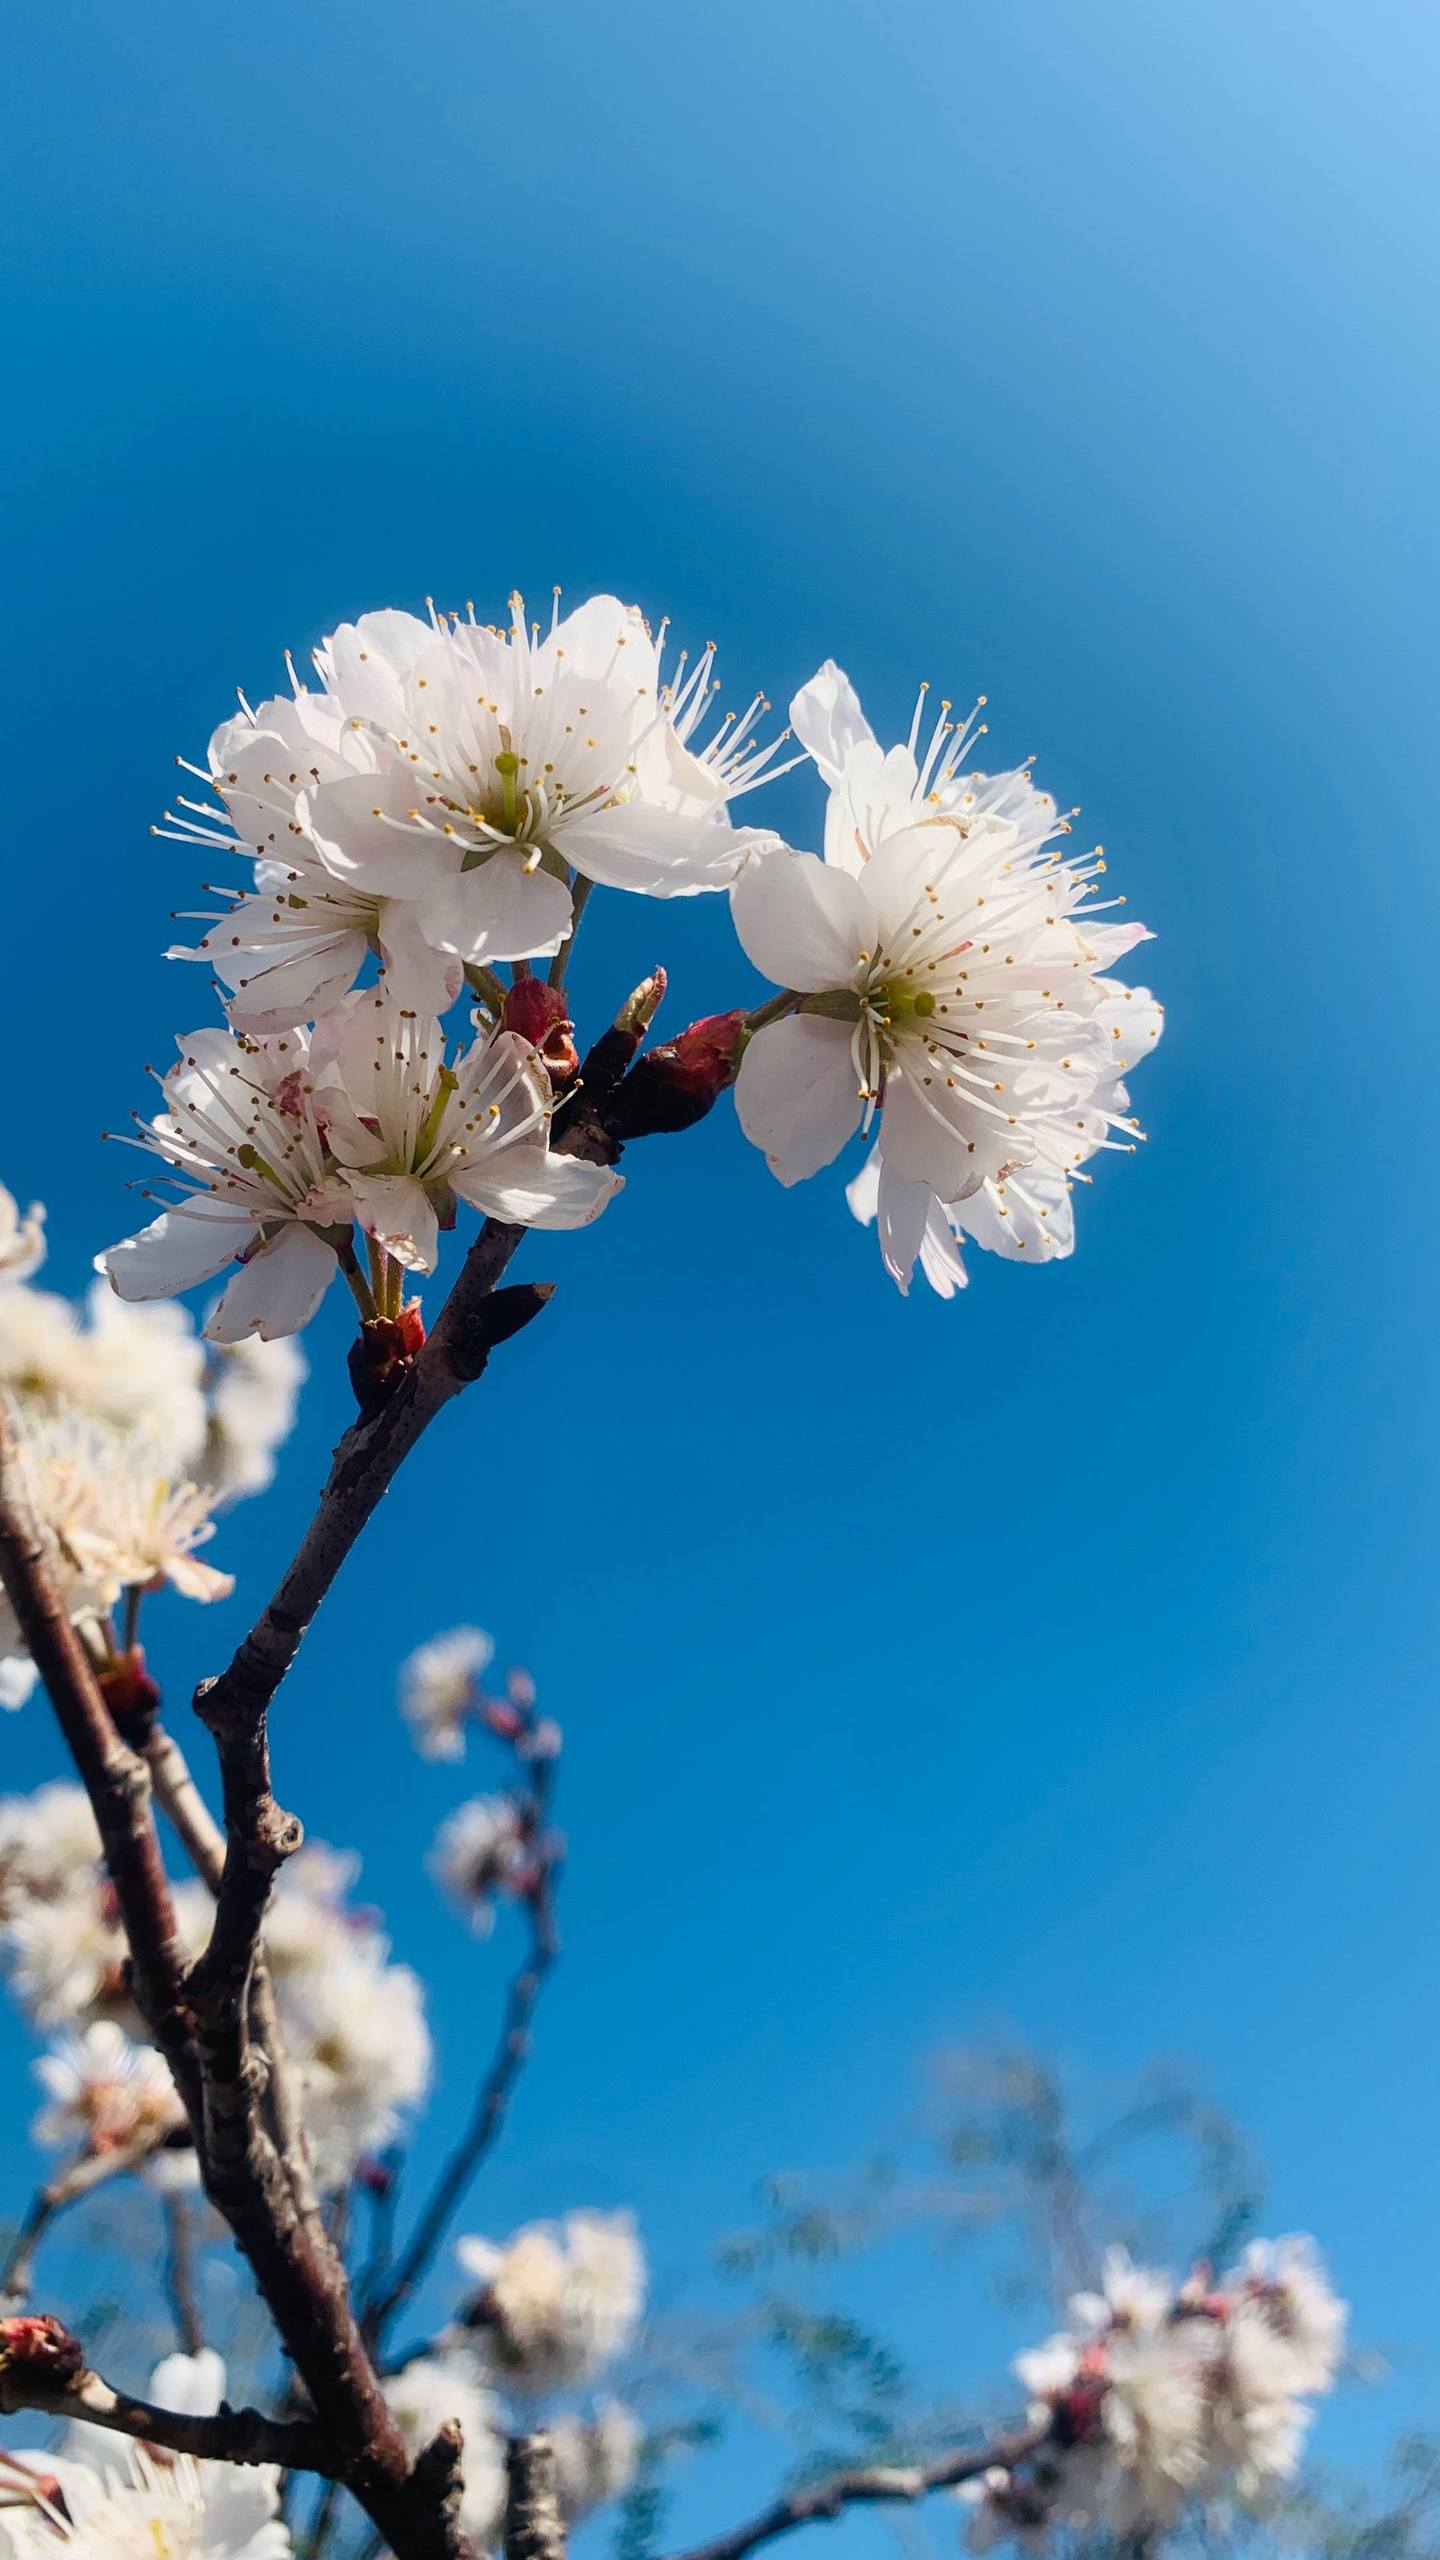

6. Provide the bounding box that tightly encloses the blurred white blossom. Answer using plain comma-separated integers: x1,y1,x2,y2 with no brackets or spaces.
384,2351,506,2545
400,1626,493,1760
456,2209,645,2395
429,1796,529,1933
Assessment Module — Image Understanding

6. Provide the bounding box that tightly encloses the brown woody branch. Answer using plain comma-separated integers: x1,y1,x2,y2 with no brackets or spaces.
0,2354,333,2475
661,2428,1049,2560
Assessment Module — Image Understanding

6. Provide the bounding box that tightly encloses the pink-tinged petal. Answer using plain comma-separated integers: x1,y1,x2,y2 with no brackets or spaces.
729,846,870,992
451,1152,622,1230
789,662,876,786
1084,921,1154,967
204,1226,338,1342
96,1207,256,1301
734,1014,859,1185
345,1172,439,1273
419,853,572,966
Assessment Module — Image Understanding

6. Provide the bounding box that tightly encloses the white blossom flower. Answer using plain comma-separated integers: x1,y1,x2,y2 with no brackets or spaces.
0,1783,103,1908
0,1280,210,1478
1068,2247,1174,2339
312,986,620,1266
845,1150,1076,1298
97,1027,354,1343
31,2018,184,2153
734,666,1158,1207
164,596,788,1017
384,2352,506,2544
0,2450,289,2558
1,1886,123,2029
399,1626,493,1759
201,1331,306,1500
0,2351,290,2558
1098,2321,1217,2525
549,2401,643,2523
0,1186,45,1289
429,1797,529,1933
1225,2236,1346,2394
456,2210,645,2395
280,1930,431,2187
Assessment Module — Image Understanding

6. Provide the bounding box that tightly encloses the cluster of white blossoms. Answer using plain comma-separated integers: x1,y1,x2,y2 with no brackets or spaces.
960,2240,1346,2549
0,1183,304,1708
383,2211,646,2543
0,1787,429,2192
0,2351,289,2558
87,589,1157,1341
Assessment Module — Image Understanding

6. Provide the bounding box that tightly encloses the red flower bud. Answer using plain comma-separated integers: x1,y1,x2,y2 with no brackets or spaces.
0,2314,84,2381
348,1302,427,1417
502,980,580,1087
605,1010,747,1139
97,1645,162,1742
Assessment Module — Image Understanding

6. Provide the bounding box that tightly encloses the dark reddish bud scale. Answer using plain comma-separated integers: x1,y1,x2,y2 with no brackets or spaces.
0,2314,85,2381
355,2158,395,2198
349,1303,427,1417
605,1010,747,1139
97,1646,162,1742
1051,2377,1108,2448
502,980,580,1087
483,1701,525,1741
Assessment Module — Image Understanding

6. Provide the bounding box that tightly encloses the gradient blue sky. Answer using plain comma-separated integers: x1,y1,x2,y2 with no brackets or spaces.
3,0,1438,2531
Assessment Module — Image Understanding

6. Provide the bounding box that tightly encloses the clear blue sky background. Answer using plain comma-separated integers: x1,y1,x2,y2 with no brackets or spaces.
3,0,1438,2534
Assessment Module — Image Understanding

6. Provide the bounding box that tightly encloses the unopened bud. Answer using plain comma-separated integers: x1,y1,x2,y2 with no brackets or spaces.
605,1010,746,1139
502,980,580,1087
1051,2376,1108,2448
348,1302,427,1418
615,966,667,1037
97,1645,162,1742
0,2314,84,2381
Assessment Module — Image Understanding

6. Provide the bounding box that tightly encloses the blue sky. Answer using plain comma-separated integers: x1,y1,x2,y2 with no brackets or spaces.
3,0,1439,2533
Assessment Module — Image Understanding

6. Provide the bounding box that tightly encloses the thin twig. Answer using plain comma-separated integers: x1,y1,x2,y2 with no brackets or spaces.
369,1870,560,2342
659,2430,1049,2560
0,2132,172,2306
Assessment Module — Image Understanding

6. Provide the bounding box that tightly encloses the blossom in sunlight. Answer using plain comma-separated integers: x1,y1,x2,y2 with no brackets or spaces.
97,1026,354,1342
384,2352,506,2545
0,2349,290,2557
845,1149,1077,1298
201,1330,306,1500
0,1185,45,1288
31,2017,185,2154
399,1625,493,1759
0,1788,123,2032
549,2401,643,2523
429,1796,530,1933
312,984,620,1266
0,1785,102,1908
988,2237,1347,2549
163,595,789,1017
733,664,1158,1213
456,2209,645,2395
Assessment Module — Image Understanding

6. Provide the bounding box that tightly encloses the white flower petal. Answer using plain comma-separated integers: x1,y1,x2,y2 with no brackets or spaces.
205,1227,339,1342
734,1014,859,1184
97,1207,255,1302
730,846,871,991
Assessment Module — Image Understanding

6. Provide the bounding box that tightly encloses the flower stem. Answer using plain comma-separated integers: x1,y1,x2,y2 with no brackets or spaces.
335,1238,378,1323
547,873,593,988
744,990,802,1033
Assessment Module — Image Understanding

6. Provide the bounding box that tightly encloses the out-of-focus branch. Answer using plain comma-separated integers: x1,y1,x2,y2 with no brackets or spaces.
368,1866,560,2343
162,2193,205,2357
0,2133,168,2307
504,2433,566,2560
367,1683,563,2344
660,2429,1049,2560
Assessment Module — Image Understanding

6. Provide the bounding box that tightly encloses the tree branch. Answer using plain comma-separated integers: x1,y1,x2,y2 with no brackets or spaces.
505,2433,566,2560
659,2429,1049,2560
0,2357,334,2475
1,2132,173,2307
